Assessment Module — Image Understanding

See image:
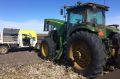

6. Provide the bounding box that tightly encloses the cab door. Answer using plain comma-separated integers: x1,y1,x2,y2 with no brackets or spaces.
22,34,31,46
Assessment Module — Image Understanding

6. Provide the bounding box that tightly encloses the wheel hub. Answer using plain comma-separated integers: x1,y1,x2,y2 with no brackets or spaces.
73,51,82,60
0,46,8,54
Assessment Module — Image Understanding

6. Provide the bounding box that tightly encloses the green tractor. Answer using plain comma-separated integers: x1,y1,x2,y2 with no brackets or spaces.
39,2,120,78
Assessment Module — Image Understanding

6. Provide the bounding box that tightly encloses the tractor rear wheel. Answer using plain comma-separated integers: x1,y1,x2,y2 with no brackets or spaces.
0,45,9,54
39,38,56,60
67,31,106,78
112,33,120,68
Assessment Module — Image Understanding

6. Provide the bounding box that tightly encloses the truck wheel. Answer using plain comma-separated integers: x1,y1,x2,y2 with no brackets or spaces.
112,33,120,68
67,31,106,78
39,38,56,60
0,45,9,54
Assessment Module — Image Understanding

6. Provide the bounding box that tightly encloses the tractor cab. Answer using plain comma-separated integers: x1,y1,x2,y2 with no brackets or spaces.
62,2,109,27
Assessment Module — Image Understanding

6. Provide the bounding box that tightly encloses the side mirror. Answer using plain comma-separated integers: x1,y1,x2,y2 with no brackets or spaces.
60,9,64,15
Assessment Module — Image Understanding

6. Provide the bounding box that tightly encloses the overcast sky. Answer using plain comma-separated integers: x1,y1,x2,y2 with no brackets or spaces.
0,0,120,33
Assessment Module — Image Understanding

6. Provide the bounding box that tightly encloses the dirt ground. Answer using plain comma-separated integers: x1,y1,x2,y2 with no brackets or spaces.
0,50,120,79
0,50,86,79
96,69,120,79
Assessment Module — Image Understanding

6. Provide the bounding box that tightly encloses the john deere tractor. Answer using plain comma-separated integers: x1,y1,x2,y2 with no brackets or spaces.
40,2,120,78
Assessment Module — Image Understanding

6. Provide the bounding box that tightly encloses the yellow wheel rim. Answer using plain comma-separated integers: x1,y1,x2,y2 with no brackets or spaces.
41,43,48,57
69,41,91,70
112,48,116,57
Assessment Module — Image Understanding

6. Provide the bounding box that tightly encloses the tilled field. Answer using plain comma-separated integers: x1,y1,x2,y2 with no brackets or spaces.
0,51,86,79
1,51,120,79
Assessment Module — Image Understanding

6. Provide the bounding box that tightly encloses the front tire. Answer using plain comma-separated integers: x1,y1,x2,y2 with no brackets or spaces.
48,30,58,43
67,31,106,78
39,38,56,60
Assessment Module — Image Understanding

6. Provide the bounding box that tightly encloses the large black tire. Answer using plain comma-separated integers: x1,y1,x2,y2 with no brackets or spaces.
48,30,58,43
48,30,59,49
112,33,120,68
0,45,9,54
67,31,106,78
39,38,56,60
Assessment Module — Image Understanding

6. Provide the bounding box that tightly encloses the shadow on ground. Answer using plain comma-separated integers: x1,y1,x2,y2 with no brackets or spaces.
9,48,34,53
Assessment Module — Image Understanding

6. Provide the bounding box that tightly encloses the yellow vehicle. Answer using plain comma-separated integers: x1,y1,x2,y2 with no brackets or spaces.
0,28,37,54
19,30,37,48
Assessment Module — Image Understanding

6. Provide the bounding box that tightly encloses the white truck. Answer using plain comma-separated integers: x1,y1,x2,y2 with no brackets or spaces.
0,28,37,54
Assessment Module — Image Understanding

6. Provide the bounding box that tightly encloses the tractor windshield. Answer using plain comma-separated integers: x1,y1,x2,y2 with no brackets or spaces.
87,8,105,25
68,9,86,26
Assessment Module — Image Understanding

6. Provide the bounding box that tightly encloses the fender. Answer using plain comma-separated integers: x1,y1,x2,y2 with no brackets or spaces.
69,25,97,36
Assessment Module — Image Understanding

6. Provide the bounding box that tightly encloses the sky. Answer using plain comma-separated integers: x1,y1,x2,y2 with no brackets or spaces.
0,0,120,33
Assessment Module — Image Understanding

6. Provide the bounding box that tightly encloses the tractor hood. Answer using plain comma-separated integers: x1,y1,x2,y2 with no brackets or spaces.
45,19,65,27
105,25,120,33
44,19,66,36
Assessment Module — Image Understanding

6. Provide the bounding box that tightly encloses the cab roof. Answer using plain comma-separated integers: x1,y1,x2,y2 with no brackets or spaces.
66,3,109,11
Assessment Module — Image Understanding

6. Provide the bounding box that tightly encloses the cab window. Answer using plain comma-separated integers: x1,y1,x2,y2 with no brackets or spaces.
44,21,54,31
68,9,86,27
